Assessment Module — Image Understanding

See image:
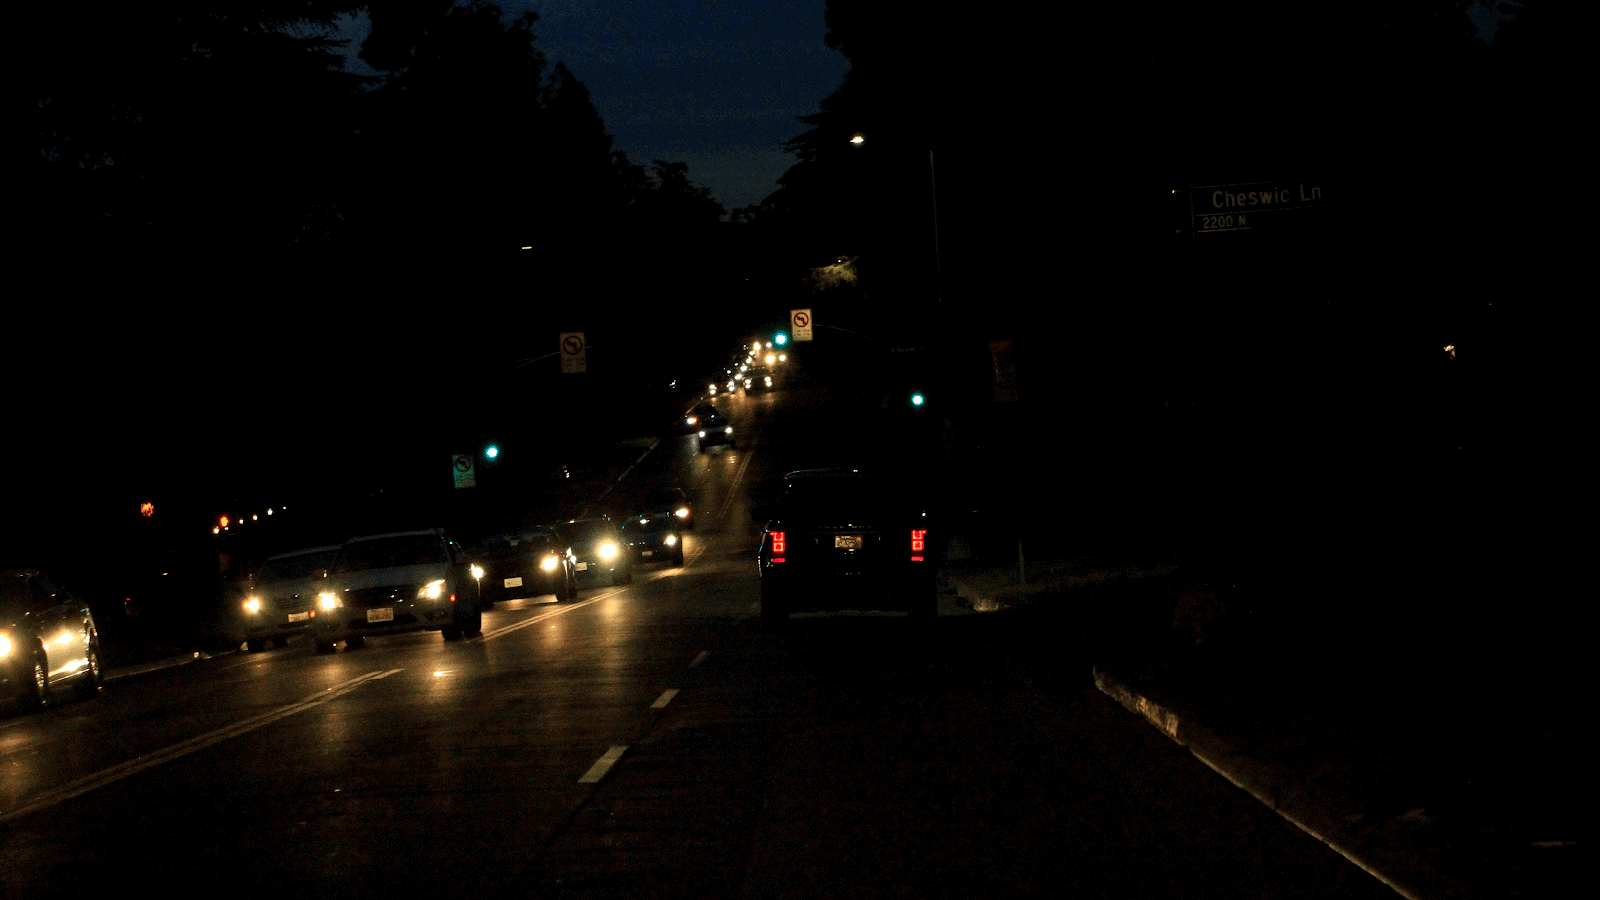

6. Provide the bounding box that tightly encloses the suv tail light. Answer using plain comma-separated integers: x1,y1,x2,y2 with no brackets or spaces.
910,530,926,562
770,531,785,563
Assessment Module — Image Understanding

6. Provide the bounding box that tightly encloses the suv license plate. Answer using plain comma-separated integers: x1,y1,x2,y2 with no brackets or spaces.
834,535,862,550
642,550,654,557
287,611,310,623
503,577,523,588
367,608,394,623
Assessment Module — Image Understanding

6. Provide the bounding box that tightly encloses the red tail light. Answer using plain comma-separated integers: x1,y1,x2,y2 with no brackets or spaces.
911,529,926,561
770,531,785,563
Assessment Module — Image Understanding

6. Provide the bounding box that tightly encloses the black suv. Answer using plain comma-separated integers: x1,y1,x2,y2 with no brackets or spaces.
752,469,937,629
2,569,104,712
474,527,579,606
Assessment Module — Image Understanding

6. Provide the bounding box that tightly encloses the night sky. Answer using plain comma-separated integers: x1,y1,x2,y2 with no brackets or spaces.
331,1,848,211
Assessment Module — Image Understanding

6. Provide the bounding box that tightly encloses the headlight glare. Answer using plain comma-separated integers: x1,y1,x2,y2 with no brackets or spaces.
419,580,445,600
319,593,339,610
244,598,261,613
541,556,559,571
470,565,485,580
599,542,618,560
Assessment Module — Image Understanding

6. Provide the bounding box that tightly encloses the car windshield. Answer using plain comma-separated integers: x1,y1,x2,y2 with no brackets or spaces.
477,533,558,559
256,549,340,584
625,518,673,534
641,490,684,509
0,577,29,620
331,536,448,574
564,521,612,542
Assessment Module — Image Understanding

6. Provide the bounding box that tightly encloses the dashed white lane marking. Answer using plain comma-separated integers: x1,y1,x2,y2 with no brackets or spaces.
0,669,402,823
650,689,680,709
578,745,629,783
689,650,709,668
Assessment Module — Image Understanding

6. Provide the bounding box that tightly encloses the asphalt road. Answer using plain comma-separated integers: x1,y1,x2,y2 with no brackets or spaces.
1,366,1400,899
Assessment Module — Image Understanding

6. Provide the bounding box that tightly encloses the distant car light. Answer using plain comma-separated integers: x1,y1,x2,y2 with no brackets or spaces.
665,534,678,546
418,580,446,600
599,542,619,560
0,632,10,656
541,556,559,571
675,507,689,518
470,565,485,580
244,598,262,613
319,593,339,610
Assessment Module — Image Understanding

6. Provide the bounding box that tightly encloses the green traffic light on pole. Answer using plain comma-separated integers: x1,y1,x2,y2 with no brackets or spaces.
774,333,788,346
486,445,499,459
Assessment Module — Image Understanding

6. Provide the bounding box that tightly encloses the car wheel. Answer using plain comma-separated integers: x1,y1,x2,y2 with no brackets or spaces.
441,625,462,641
345,635,366,650
75,643,104,700
246,638,266,653
759,581,789,632
17,655,48,712
555,574,571,602
481,597,496,610
461,604,482,637
314,638,337,654
271,637,288,649
673,547,685,567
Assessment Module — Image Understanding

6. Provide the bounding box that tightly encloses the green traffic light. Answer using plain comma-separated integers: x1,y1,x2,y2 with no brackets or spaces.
774,333,788,346
486,445,499,459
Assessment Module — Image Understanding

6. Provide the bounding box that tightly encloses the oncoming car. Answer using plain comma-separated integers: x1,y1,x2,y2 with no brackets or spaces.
240,545,341,651
2,569,103,712
474,528,578,606
695,405,735,449
752,469,937,629
564,517,632,586
621,515,684,568
310,529,483,651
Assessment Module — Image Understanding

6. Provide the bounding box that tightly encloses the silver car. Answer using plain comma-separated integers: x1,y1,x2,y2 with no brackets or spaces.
311,529,484,652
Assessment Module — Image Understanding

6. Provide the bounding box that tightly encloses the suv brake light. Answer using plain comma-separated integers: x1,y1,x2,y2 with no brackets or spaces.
911,529,926,561
770,531,785,563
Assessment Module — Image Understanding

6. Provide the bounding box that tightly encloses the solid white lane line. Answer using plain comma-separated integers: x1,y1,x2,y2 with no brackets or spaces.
578,745,629,783
0,669,402,823
650,689,680,709
689,650,709,668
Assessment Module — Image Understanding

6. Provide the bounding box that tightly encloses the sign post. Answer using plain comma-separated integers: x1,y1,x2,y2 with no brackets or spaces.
790,309,813,342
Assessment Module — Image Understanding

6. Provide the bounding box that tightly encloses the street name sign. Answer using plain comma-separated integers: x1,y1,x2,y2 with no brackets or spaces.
1185,178,1333,235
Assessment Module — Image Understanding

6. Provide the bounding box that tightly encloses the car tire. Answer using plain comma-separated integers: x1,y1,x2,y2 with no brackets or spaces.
74,643,103,701
461,604,482,637
441,625,462,641
673,547,685,567
18,655,48,712
246,638,266,653
759,581,789,632
271,637,288,649
314,638,337,654
345,635,366,650
555,574,571,603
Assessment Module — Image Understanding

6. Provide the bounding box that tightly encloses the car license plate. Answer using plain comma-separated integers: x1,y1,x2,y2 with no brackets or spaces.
287,611,310,623
642,550,654,557
834,535,863,550
575,562,588,571
503,577,523,588
367,608,394,623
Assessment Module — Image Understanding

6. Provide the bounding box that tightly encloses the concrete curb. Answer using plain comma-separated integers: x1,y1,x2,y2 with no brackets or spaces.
1092,663,1482,900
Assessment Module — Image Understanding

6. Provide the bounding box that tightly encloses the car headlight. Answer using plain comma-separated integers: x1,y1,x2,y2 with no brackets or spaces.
243,598,261,613
599,542,618,560
319,592,340,610
725,426,733,434
698,430,707,438
0,632,11,657
418,580,446,600
665,534,678,546
541,555,559,571
675,507,689,518
470,565,485,580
